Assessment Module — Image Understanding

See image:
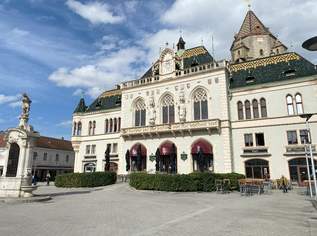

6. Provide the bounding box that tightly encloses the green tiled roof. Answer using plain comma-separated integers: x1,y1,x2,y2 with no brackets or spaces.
74,90,121,114
86,93,121,113
229,52,317,89
73,98,87,113
140,46,214,79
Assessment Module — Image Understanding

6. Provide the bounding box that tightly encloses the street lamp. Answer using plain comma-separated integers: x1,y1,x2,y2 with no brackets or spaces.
302,36,317,51
300,113,317,199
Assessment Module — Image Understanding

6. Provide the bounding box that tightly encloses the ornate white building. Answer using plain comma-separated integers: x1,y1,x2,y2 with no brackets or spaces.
72,10,317,185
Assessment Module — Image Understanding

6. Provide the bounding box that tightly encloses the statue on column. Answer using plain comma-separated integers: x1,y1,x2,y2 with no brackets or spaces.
19,93,32,130
148,96,156,125
178,91,186,123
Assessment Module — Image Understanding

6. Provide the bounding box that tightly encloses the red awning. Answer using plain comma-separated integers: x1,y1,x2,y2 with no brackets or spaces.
191,139,212,154
159,141,176,155
130,143,147,156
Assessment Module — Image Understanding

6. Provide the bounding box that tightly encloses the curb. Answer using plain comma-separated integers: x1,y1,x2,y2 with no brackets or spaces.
0,196,52,204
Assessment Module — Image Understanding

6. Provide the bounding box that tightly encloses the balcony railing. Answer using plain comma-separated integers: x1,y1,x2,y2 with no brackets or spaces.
121,119,220,138
241,146,271,157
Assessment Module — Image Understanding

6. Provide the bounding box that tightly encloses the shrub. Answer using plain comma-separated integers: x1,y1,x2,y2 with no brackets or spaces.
55,171,117,188
129,172,244,192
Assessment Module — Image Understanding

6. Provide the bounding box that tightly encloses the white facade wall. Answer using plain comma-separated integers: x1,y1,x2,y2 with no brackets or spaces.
72,109,122,173
230,76,317,179
120,67,233,174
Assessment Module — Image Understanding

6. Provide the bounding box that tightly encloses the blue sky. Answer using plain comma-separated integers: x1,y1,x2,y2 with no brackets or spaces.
0,0,316,139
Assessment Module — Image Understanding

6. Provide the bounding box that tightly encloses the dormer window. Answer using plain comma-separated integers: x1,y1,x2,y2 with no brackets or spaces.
284,69,296,77
246,76,256,83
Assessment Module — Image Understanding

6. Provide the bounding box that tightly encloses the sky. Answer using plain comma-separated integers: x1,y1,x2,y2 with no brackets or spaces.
0,0,316,139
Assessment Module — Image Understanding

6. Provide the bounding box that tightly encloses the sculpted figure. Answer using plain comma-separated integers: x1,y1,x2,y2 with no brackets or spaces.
148,96,156,125
19,93,32,129
178,91,186,122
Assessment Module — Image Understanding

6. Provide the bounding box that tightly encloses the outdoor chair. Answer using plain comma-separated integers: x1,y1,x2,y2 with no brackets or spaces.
215,179,223,193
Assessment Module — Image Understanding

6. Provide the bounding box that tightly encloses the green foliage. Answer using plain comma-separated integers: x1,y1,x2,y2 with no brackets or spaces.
129,172,244,192
55,172,117,188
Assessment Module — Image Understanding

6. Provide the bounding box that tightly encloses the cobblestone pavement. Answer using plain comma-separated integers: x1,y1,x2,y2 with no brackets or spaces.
0,183,316,236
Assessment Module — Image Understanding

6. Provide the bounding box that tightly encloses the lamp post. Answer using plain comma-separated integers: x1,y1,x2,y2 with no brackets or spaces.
302,134,313,198
300,114,317,199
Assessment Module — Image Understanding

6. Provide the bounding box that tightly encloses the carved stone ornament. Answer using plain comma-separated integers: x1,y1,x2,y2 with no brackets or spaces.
19,93,32,130
148,96,156,125
178,91,186,123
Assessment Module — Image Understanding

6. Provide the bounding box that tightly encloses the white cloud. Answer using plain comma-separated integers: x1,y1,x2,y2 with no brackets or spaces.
49,46,146,98
50,0,317,98
66,0,124,25
56,120,72,127
0,94,20,105
8,101,21,108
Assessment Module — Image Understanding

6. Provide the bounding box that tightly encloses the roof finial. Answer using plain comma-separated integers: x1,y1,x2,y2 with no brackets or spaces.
81,90,85,99
243,0,252,10
179,29,183,37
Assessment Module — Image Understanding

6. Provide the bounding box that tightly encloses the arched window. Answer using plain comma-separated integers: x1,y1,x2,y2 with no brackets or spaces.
73,122,77,136
118,117,121,131
134,99,146,127
295,94,303,114
286,95,294,115
88,121,92,136
77,122,82,136
252,99,259,118
193,88,208,120
237,101,244,120
245,100,251,119
105,119,109,133
161,94,175,124
114,118,117,132
109,118,113,132
260,98,267,118
92,121,96,135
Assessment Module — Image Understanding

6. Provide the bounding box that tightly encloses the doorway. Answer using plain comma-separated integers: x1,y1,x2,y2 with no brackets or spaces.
6,143,20,177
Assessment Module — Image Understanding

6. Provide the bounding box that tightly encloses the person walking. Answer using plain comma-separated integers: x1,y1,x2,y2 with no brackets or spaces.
46,172,51,186
281,175,288,193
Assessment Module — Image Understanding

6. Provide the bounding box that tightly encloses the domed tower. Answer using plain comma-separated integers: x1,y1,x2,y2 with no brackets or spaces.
231,9,287,63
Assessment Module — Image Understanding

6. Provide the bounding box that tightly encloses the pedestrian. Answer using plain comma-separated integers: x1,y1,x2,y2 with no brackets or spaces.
46,172,51,186
281,175,288,193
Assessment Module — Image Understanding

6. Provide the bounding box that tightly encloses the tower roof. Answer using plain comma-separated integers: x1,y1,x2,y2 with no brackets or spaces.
235,10,271,40
73,98,87,113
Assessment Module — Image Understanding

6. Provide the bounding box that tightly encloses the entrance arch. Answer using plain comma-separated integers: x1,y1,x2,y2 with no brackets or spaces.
245,159,269,179
289,158,317,186
191,139,213,172
158,141,177,173
6,143,20,177
84,163,96,173
130,143,147,171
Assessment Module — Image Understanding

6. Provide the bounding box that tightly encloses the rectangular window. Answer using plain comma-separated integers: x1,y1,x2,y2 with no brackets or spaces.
91,145,96,155
66,155,69,162
86,145,91,155
194,101,200,120
201,100,208,120
43,153,47,161
112,143,118,153
244,134,253,147
141,110,146,126
300,129,309,144
135,110,140,126
107,143,111,153
162,106,168,124
255,133,265,146
33,152,37,161
55,154,59,162
287,131,298,145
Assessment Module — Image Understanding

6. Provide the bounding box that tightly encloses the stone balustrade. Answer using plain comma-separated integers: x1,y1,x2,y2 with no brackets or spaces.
121,119,220,138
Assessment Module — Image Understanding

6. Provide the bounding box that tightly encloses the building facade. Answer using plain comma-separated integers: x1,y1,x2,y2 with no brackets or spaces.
0,133,75,181
72,10,317,185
